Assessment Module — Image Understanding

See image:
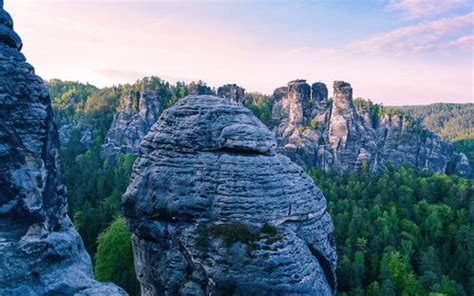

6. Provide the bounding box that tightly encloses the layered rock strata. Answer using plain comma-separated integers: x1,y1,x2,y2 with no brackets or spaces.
273,80,471,176
0,3,126,295
123,95,337,295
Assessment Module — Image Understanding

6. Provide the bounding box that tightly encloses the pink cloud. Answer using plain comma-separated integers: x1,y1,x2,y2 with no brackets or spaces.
446,34,474,51
347,12,473,54
387,0,469,18
6,1,472,103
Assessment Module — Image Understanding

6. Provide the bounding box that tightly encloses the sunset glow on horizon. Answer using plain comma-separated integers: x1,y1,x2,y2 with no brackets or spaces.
6,0,474,105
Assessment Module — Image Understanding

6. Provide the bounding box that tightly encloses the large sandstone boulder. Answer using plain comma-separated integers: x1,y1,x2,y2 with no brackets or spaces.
0,4,126,295
123,95,337,295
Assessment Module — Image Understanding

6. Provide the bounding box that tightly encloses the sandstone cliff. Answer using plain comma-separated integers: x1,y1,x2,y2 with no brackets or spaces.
0,3,126,295
273,80,471,176
123,95,337,295
217,84,245,105
102,79,161,163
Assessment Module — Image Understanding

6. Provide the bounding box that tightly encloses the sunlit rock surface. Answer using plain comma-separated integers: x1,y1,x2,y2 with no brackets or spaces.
273,80,471,176
123,95,337,295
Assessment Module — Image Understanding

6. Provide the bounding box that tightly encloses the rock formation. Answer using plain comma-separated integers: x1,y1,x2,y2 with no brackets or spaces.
273,80,471,176
217,84,245,105
102,80,161,163
59,123,93,148
188,81,213,95
273,80,334,171
0,3,126,295
123,95,337,295
454,153,472,176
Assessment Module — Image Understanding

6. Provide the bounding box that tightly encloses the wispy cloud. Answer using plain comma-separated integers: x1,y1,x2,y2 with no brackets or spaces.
445,34,474,51
7,1,473,103
347,12,473,54
387,0,469,19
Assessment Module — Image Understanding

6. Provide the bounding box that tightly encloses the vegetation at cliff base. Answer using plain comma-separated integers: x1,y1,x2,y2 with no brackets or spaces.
95,216,139,295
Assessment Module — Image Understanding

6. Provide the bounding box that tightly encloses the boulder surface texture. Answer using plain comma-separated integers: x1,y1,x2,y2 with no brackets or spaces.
123,95,337,296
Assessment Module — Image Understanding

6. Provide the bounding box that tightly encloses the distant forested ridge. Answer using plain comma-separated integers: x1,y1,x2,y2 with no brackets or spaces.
395,103,474,165
395,103,474,141
46,78,473,296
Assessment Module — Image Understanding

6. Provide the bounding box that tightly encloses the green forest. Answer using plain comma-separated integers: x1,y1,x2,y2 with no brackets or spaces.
396,103,474,142
396,104,474,165
309,166,473,296
47,79,474,296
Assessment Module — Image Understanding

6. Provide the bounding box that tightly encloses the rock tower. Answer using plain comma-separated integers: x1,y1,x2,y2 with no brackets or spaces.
0,3,126,295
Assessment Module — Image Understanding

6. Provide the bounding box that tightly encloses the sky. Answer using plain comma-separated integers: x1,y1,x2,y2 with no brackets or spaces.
5,0,474,105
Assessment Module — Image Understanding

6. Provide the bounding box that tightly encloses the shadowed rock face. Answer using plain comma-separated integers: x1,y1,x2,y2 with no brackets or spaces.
217,84,245,105
123,95,337,296
188,81,212,95
312,82,328,102
0,4,126,295
102,82,161,163
273,80,471,176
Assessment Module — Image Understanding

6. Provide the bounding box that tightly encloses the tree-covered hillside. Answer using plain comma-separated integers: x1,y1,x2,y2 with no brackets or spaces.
47,79,474,296
396,104,474,165
396,103,474,142
309,165,474,295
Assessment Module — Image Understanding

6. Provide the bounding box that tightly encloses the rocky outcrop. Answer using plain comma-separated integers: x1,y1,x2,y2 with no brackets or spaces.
188,81,213,95
273,80,335,171
123,95,337,295
454,153,472,176
102,80,161,163
0,4,126,295
58,123,93,148
217,84,245,105
273,80,471,176
328,81,368,171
